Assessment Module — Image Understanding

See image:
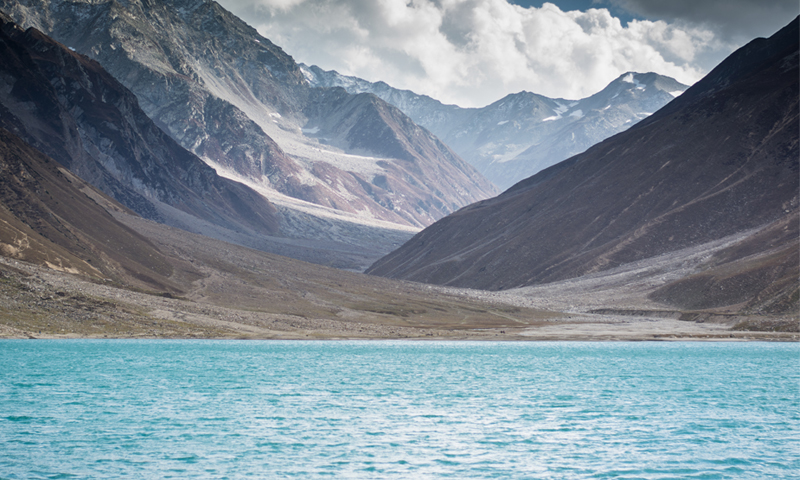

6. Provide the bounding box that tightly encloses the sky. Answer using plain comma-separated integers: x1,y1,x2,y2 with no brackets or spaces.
216,0,799,107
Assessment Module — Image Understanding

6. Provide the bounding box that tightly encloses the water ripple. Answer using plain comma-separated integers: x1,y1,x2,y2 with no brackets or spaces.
0,340,797,478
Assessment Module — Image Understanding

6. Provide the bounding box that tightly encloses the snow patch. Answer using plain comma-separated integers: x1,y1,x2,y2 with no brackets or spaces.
491,144,533,164
204,159,419,232
300,66,316,84
497,120,509,126
553,102,569,115
623,73,646,90
569,109,584,119
669,90,685,97
543,102,570,122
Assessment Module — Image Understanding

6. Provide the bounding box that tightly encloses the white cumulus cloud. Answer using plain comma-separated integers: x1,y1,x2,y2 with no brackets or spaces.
218,0,747,107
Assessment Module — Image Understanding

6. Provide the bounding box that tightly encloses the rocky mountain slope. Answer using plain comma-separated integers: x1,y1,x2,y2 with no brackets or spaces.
0,126,192,292
303,65,687,190
368,17,799,314
0,16,280,239
0,0,496,237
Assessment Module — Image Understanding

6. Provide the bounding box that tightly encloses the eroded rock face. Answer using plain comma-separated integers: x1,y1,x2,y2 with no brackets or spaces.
367,18,799,312
303,64,688,191
1,0,497,230
0,15,280,237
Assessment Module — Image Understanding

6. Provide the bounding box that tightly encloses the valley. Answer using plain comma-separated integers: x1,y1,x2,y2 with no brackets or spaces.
0,0,796,341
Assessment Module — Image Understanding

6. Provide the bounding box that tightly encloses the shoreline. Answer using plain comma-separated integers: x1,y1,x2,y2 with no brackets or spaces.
3,327,797,342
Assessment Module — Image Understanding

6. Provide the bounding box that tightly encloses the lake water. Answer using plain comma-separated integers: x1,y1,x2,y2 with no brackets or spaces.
1,340,798,479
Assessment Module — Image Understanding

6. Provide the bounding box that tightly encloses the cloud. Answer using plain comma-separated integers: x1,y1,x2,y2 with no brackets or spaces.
218,0,757,107
609,0,799,43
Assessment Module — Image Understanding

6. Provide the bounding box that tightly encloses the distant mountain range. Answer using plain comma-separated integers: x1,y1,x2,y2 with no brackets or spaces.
368,17,799,314
302,65,687,190
0,0,496,269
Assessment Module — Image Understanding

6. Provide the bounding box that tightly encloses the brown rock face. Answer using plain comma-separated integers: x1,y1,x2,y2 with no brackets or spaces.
368,18,799,311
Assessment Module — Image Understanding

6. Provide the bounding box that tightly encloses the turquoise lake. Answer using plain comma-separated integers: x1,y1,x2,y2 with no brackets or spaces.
1,340,798,479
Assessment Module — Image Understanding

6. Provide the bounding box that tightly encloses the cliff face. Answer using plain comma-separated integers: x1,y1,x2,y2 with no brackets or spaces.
368,18,799,313
1,0,497,230
0,16,280,237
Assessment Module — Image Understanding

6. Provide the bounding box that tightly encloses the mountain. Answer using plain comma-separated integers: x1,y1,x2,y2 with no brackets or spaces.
0,124,565,339
0,15,280,239
302,65,687,190
0,125,191,292
367,18,799,314
0,0,496,242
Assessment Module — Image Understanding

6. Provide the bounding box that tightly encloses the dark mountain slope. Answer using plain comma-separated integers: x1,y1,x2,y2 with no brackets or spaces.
0,16,279,237
0,127,191,292
648,213,798,314
368,18,799,312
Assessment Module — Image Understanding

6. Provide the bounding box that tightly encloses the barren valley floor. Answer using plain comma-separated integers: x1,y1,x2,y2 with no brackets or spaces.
1,213,796,342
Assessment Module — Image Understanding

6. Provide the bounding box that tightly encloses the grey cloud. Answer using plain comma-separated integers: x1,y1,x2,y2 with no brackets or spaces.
611,0,799,42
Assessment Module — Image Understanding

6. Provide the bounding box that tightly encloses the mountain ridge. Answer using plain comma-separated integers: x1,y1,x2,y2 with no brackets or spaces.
0,15,281,238
302,64,688,190
0,0,497,236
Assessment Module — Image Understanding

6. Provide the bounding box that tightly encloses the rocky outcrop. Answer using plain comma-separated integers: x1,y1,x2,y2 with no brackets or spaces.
367,18,799,313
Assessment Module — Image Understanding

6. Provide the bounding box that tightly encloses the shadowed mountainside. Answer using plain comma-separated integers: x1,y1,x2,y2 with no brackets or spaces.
0,126,195,292
0,16,280,238
368,18,799,314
